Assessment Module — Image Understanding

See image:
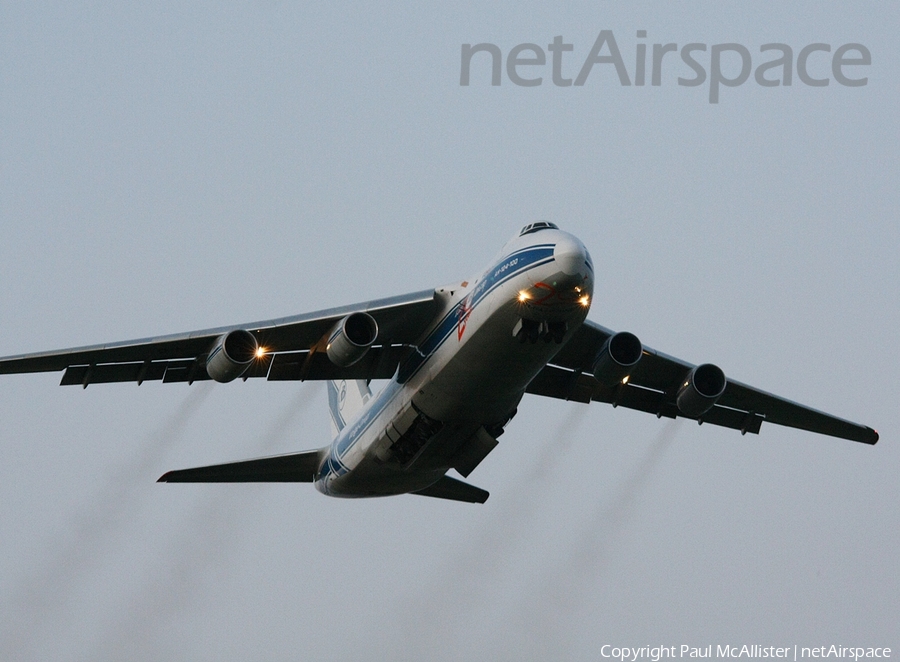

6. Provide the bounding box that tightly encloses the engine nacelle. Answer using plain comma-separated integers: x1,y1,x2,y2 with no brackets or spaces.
592,331,643,386
325,312,378,367
676,363,726,417
206,330,258,383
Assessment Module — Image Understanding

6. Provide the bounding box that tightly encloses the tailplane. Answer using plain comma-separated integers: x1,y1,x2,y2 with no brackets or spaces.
158,449,323,482
411,475,489,504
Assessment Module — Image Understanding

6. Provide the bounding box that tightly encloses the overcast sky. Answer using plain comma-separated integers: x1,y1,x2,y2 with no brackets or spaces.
1,3,897,661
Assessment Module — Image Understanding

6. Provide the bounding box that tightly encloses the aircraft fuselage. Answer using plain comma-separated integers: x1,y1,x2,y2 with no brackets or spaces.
316,227,594,498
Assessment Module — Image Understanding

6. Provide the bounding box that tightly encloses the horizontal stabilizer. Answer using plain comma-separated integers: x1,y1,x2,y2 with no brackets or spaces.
411,475,489,504
158,449,322,483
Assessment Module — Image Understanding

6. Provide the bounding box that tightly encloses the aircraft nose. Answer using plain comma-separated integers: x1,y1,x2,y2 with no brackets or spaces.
553,234,589,276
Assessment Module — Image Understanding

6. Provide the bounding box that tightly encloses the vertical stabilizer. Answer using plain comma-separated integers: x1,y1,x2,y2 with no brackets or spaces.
327,379,372,438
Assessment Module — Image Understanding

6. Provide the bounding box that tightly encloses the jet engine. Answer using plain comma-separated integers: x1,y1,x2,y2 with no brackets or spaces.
592,331,643,386
206,330,259,383
326,312,378,367
676,363,726,417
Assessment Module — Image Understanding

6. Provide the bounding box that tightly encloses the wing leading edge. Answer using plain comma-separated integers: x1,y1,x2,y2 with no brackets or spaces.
0,290,439,386
528,321,878,445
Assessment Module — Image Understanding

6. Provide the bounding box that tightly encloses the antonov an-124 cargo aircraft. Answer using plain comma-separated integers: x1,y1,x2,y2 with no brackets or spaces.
0,223,878,504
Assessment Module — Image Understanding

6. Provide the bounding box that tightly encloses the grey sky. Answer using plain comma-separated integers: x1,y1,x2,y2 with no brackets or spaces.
1,2,897,660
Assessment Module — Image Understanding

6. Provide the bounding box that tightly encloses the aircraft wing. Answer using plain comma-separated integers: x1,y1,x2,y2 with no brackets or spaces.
0,290,439,386
526,320,878,445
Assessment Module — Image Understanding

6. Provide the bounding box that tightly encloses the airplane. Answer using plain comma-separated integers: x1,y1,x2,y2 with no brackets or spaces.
0,222,878,504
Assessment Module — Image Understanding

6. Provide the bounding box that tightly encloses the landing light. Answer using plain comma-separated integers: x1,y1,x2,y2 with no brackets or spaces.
578,295,590,307
518,291,530,302
622,376,629,385
256,346,267,358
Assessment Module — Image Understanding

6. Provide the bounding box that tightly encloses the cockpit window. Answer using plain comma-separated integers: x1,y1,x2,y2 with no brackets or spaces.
519,221,559,236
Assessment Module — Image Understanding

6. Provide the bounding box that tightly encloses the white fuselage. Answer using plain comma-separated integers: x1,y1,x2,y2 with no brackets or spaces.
315,228,594,498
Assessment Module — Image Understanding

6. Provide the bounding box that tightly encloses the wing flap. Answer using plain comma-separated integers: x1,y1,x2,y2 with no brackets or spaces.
54,346,412,387
267,345,412,381
61,363,147,386
158,450,323,483
60,360,217,386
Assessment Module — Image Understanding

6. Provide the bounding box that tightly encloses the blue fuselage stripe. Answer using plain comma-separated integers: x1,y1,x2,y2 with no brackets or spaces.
397,244,555,383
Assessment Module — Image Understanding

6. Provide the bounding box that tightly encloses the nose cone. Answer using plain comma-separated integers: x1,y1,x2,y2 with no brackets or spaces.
553,233,590,276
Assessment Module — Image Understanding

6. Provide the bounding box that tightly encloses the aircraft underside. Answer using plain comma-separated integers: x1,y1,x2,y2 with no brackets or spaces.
317,251,593,499
0,222,877,506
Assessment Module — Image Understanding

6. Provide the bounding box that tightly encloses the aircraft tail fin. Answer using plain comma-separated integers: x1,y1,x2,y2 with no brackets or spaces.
411,475,489,504
157,449,323,483
327,379,372,438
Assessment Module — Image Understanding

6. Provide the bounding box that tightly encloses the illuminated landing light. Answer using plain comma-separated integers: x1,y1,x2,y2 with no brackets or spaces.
518,291,531,302
256,346,268,359
622,375,630,385
578,295,590,307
